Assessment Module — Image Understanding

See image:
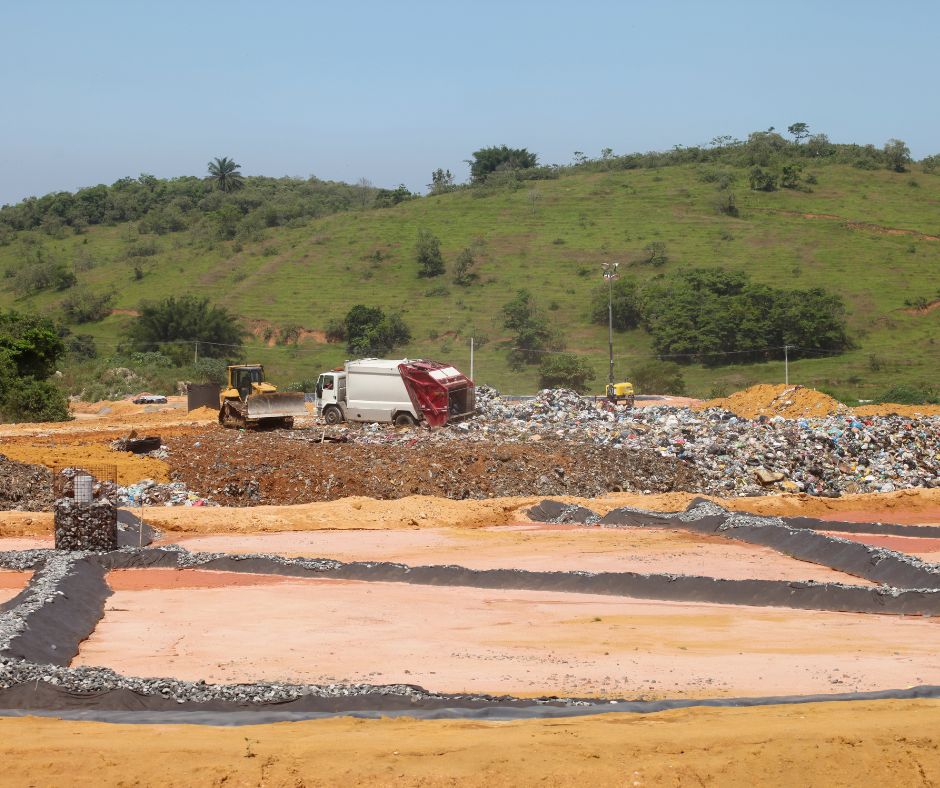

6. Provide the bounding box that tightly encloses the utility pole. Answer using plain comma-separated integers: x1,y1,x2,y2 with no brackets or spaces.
784,344,790,386
194,341,198,365
470,337,474,381
602,262,619,391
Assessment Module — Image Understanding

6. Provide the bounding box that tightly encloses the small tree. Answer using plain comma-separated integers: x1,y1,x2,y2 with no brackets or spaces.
644,241,668,266
787,122,810,143
749,167,778,192
453,247,477,286
884,139,911,172
502,289,559,369
630,360,687,395
780,163,804,189
428,168,456,194
538,353,595,393
343,305,411,356
415,229,445,277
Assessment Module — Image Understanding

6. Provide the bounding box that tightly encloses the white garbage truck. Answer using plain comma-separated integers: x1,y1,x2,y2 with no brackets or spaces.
315,358,475,427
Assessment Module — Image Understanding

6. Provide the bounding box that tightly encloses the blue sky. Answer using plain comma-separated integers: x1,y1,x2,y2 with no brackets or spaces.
1,0,937,205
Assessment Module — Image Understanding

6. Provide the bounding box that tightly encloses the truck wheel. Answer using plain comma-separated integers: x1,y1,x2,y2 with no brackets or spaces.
394,412,417,427
323,406,343,425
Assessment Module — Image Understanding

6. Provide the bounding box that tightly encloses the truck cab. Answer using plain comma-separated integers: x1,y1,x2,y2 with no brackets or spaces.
315,371,346,423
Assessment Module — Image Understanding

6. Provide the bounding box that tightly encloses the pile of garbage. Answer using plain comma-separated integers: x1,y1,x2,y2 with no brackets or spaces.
0,454,53,511
467,388,940,497
291,386,939,498
117,479,215,507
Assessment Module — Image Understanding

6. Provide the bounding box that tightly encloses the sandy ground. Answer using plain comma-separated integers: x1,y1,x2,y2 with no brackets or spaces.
164,526,871,584
0,398,219,438
0,700,937,786
74,571,940,699
0,570,30,605
2,489,937,541
128,489,940,537
0,441,170,484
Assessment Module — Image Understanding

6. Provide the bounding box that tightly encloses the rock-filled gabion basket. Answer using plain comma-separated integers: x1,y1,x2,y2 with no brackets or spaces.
52,465,118,551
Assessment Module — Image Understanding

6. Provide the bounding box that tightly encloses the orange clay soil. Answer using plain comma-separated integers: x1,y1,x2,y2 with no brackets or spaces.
0,569,31,605
0,700,938,787
0,441,170,485
75,573,940,698
2,489,937,539
137,489,940,536
166,526,872,585
0,397,220,438
696,384,847,419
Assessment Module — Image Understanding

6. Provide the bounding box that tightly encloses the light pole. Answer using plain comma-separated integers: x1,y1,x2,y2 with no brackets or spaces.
602,262,619,391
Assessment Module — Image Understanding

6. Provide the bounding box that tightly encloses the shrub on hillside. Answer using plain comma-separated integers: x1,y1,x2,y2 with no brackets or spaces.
502,290,562,369
415,229,445,278
876,384,938,405
61,288,114,323
13,260,76,295
538,354,595,393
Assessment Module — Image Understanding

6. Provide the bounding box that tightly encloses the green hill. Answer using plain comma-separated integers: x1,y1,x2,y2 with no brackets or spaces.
1,157,938,400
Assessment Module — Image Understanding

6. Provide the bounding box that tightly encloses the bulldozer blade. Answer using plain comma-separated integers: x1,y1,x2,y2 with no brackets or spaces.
245,392,307,420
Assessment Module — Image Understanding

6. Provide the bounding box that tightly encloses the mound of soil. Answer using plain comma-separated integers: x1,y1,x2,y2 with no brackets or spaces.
698,384,847,419
163,431,703,506
0,454,53,511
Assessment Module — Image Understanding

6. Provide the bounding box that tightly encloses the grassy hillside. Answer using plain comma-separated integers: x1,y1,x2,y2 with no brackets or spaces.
1,162,938,399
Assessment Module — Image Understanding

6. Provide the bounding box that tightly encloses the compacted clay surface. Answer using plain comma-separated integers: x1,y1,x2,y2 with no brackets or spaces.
163,525,873,585
73,570,940,699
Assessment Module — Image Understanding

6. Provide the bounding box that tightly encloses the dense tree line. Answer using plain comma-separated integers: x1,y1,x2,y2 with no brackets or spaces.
0,172,399,240
592,268,852,365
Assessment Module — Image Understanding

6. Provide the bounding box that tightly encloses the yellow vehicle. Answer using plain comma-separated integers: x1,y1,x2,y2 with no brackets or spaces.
218,364,306,429
605,381,635,408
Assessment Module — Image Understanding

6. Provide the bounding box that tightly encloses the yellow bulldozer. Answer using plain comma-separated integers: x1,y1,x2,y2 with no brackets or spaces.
218,364,307,429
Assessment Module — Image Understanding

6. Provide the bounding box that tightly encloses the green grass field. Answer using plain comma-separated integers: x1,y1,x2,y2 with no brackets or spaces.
2,162,938,399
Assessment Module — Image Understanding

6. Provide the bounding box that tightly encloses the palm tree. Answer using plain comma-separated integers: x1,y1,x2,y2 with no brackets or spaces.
207,156,245,192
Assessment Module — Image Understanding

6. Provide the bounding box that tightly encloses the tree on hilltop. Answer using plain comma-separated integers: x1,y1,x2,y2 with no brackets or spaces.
787,122,810,143
883,139,911,173
207,157,245,192
467,146,537,182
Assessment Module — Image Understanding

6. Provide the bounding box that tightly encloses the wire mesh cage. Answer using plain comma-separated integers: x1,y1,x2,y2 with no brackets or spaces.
52,464,118,501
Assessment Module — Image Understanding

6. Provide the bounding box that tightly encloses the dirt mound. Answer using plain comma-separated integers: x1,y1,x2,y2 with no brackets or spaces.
698,384,847,419
0,454,53,511
0,443,169,485
854,403,940,417
163,431,703,506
